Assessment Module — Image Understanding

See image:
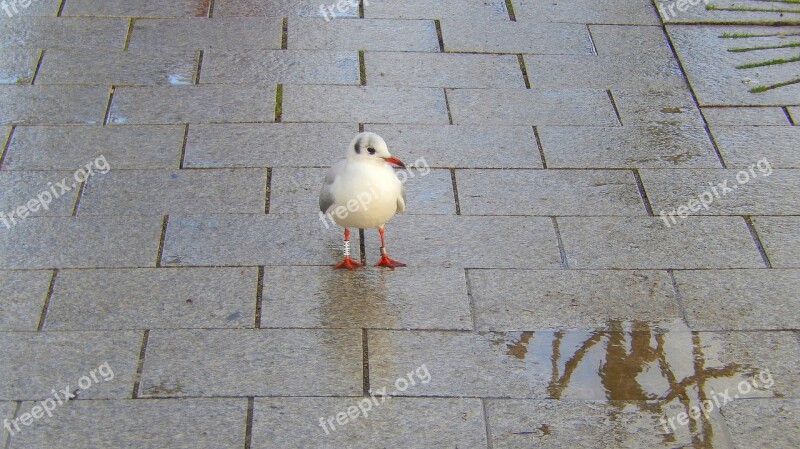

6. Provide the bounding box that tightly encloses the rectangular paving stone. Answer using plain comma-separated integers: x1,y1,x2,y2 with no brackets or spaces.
559,217,764,269
0,86,109,125
8,399,246,449
469,270,682,331
0,171,78,217
289,18,439,52
441,21,594,54
702,106,792,126
214,0,359,18
201,50,359,84
675,269,800,331
711,126,800,168
364,124,542,168
447,89,618,126
538,125,720,168
128,18,283,50
641,169,800,216
283,85,448,124
367,52,523,88
184,123,358,168
660,0,800,25
141,329,362,396
36,49,198,85
514,0,660,25
0,216,162,269
0,17,128,49
253,397,488,448
0,0,60,17
45,267,257,330
365,0,509,21
588,24,675,57
108,84,275,124
721,399,800,449
612,81,706,126
456,169,646,216
262,266,470,329
0,48,39,84
751,216,800,268
79,169,267,215
524,54,683,89
0,270,50,331
63,0,212,17
0,331,141,400
3,125,185,170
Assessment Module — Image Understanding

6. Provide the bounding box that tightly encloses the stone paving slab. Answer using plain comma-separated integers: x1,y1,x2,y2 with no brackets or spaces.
711,126,800,168
140,329,362,397
365,0,509,21
288,18,440,52
184,123,358,168
659,0,800,25
282,85,449,124
721,399,800,449
0,270,50,331
253,397,488,448
36,49,198,86
214,0,359,18
702,106,792,126
0,0,60,17
79,168,267,215
440,21,594,54
674,269,800,331
456,169,647,216
0,216,162,269
0,171,78,217
514,0,660,25
751,216,800,268
0,17,128,49
612,81,706,126
524,54,683,89
261,266,471,330
3,125,185,170
1,401,15,448
201,50,359,85
0,86,109,125
108,84,275,124
469,269,682,332
0,331,141,400
559,217,764,269
63,0,212,18
447,89,618,126
8,399,247,449
538,125,720,168
128,18,283,51
588,24,675,57
364,124,542,168
367,52,524,88
0,48,39,84
45,267,257,331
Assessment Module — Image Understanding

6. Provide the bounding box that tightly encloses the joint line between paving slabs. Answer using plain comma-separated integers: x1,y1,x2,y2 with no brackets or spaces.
36,269,58,331
179,124,189,168
703,124,728,168
606,90,623,126
255,266,264,328
71,180,87,216
362,329,370,395
31,49,45,85
359,0,365,18
632,169,655,216
103,86,116,125
55,0,65,16
274,84,283,122
123,19,134,50
784,106,796,125
464,269,478,330
532,126,548,168
587,25,599,55
0,126,15,169
156,215,169,267
208,0,216,17
281,17,288,49
358,123,365,133
482,399,495,449
517,54,531,88
195,50,205,84
743,215,773,268
359,229,367,265
666,269,690,326
504,0,516,21
551,217,569,268
443,89,453,125
434,20,445,51
359,50,367,85
244,397,255,449
450,168,461,215
264,168,272,213
131,330,150,399
3,402,21,449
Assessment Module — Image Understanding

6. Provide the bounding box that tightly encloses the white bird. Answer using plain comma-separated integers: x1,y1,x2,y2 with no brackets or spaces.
319,132,407,270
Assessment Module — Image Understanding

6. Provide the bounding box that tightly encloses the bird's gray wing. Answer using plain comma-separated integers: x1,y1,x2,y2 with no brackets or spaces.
396,182,407,213
319,161,344,213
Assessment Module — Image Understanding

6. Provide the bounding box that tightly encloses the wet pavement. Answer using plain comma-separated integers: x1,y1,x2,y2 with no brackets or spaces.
1,1,799,448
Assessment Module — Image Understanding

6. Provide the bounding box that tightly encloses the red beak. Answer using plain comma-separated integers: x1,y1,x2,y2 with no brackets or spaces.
383,156,406,169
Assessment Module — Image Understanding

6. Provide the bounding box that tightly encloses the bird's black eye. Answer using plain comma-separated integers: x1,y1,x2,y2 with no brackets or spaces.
367,147,376,155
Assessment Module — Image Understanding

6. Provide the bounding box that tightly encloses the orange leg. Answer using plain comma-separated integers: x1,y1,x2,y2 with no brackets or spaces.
334,228,364,270
375,226,406,269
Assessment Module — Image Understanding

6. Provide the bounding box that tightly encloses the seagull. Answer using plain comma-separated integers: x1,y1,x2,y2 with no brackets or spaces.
319,132,407,270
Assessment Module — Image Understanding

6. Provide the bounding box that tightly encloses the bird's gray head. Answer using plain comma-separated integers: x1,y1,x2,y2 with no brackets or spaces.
347,132,406,168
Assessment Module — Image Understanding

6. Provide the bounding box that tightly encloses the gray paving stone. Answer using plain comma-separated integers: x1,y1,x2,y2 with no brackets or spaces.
214,0,359,18
0,0,60,16
538,125,720,168
261,266,470,330
659,0,800,25
108,84,275,124
721,399,800,449
0,17,128,49
642,169,800,216
0,216,162,269
3,125,185,170
367,52,523,88
711,126,800,168
751,216,800,268
63,0,212,17
447,89,618,126
559,217,764,269
253,397,488,448
702,106,792,126
45,267,257,330
0,48,39,84
365,0,509,21
183,123,358,168
140,329,362,396
0,331,141,400
0,401,15,447
79,169,267,215
288,18,439,52
457,169,646,216
469,270,682,332
588,24,675,57
270,167,455,215
0,270,50,331
201,50,359,84
283,85,448,124
0,171,78,217
674,269,800,331
524,54,683,89
36,49,198,85
441,21,594,54
515,0,660,25
8,399,246,449
612,81,706,126
128,18,283,50
0,86,109,125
